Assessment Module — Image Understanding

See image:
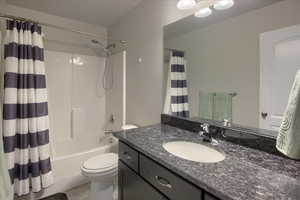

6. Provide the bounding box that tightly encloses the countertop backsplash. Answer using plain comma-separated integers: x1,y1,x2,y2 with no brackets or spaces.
161,114,289,158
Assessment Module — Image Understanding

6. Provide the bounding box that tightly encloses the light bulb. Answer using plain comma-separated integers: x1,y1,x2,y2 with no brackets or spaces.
194,7,212,18
177,0,196,10
213,0,234,10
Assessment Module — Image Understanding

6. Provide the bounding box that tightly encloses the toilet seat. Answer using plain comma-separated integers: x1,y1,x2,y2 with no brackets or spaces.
81,153,118,174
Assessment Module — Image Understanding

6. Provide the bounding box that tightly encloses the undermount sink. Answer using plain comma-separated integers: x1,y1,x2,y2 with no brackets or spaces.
163,141,225,163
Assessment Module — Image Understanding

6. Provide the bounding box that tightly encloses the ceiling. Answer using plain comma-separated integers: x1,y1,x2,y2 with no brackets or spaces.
165,0,284,39
6,0,143,27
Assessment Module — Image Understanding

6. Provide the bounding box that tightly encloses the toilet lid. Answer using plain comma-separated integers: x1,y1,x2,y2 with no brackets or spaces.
82,153,118,172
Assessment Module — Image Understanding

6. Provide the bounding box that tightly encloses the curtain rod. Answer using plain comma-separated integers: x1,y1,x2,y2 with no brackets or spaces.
211,92,237,97
165,48,186,53
0,13,121,42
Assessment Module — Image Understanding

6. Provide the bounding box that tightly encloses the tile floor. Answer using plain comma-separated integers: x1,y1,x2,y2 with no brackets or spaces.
66,182,118,200
15,181,117,200
40,193,68,200
65,184,90,200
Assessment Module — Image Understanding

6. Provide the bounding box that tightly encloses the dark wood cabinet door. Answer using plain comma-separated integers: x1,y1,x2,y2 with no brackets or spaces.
119,161,167,200
204,193,220,200
140,155,202,200
119,142,139,172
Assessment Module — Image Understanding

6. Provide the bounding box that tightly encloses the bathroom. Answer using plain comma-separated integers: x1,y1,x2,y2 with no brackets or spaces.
0,0,299,200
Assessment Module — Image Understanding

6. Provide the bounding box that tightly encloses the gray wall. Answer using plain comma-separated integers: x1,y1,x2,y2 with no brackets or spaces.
108,0,196,126
165,0,300,127
0,2,107,56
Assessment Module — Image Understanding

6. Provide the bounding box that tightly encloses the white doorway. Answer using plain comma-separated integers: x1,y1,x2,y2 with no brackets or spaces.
260,24,300,133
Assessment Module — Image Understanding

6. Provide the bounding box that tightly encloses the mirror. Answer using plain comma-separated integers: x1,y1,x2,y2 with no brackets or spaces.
163,0,300,136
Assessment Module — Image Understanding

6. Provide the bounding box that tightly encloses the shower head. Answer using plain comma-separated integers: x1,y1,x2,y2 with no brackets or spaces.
106,40,127,50
91,39,111,56
91,39,103,45
106,43,116,49
91,39,127,56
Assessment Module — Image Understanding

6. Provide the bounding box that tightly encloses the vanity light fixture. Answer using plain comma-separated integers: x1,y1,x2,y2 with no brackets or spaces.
177,0,235,18
213,0,234,10
194,7,212,18
177,0,196,10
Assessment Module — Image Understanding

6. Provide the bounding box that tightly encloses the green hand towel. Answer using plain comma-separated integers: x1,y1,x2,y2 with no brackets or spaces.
213,92,232,122
199,91,214,120
277,70,300,159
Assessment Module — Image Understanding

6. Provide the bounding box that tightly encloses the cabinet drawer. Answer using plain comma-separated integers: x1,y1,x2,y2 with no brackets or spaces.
140,154,202,200
204,193,219,200
119,142,139,172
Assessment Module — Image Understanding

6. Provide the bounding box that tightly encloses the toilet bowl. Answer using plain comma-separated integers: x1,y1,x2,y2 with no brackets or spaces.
81,153,118,200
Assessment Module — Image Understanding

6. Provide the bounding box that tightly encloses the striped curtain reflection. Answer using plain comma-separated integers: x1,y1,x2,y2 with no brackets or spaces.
2,20,53,196
164,50,189,118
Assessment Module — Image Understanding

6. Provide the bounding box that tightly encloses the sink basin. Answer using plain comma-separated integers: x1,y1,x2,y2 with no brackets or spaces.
163,141,225,163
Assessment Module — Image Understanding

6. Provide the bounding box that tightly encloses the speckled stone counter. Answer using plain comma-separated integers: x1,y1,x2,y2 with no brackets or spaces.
113,124,300,200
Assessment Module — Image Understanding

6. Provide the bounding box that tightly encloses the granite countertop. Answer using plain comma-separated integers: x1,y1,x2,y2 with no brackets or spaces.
113,124,300,200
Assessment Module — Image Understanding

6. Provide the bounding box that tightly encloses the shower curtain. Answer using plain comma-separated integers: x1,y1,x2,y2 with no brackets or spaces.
0,26,14,200
163,50,189,118
2,20,53,196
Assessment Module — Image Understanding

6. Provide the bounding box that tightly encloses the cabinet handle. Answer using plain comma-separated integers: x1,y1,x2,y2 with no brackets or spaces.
123,151,132,160
155,176,172,189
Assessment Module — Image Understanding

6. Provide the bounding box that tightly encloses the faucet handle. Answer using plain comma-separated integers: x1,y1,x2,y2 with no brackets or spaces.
223,119,231,126
200,123,210,133
198,130,204,137
200,123,213,143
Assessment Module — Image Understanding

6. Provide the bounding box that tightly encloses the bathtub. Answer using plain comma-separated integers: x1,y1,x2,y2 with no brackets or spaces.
20,136,118,200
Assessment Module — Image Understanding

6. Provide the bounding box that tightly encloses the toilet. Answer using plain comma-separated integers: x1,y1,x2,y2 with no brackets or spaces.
81,153,118,200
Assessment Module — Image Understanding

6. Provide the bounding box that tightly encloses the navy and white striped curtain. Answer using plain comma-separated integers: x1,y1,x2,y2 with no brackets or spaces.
2,20,53,196
164,50,189,118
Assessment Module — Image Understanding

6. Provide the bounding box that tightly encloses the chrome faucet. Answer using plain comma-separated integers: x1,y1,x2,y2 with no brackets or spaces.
199,123,219,145
199,123,212,143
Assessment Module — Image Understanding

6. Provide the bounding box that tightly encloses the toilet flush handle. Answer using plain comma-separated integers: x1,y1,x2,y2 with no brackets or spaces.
104,130,113,135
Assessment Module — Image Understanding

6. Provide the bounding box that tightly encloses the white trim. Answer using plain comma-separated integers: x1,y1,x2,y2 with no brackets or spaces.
122,50,126,127
163,52,172,114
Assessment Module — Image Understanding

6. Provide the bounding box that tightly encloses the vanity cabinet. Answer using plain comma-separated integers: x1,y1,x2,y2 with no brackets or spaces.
118,161,167,200
118,141,220,200
119,142,139,172
204,194,219,200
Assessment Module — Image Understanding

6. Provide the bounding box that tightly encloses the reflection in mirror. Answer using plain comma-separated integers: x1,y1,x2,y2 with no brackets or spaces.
163,0,300,136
